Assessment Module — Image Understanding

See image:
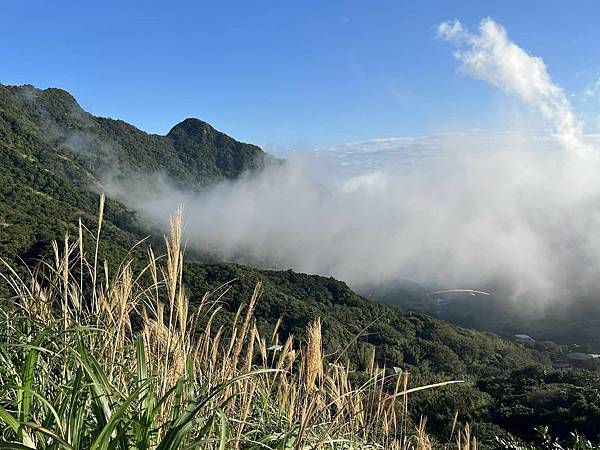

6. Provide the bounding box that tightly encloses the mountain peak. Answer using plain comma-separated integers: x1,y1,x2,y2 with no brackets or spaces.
167,118,216,139
2,83,268,188
163,117,266,183
8,84,81,110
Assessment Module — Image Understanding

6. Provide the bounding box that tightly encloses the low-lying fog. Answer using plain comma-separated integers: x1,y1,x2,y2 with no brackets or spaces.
111,19,600,309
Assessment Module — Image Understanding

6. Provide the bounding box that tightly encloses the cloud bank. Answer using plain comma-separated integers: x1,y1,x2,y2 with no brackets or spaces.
112,19,600,308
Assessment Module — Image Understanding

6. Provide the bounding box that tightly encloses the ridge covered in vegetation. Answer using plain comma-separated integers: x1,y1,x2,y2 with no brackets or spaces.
1,83,600,447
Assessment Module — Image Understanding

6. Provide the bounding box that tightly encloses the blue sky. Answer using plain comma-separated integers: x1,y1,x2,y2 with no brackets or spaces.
2,0,600,149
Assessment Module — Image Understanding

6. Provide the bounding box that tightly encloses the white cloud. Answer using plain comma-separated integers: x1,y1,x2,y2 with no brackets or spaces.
438,18,591,156
437,19,467,42
583,77,600,101
102,18,600,310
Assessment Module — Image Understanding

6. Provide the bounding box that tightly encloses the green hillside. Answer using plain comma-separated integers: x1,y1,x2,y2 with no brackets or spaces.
0,83,269,264
1,83,599,446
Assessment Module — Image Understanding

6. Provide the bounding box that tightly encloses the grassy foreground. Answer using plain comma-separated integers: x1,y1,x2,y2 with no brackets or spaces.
0,197,482,449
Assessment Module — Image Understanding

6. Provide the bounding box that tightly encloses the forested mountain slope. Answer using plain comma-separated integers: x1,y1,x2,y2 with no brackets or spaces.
2,83,598,445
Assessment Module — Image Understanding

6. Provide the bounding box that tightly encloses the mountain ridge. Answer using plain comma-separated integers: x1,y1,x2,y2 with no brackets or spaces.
2,82,598,445
1,83,269,189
